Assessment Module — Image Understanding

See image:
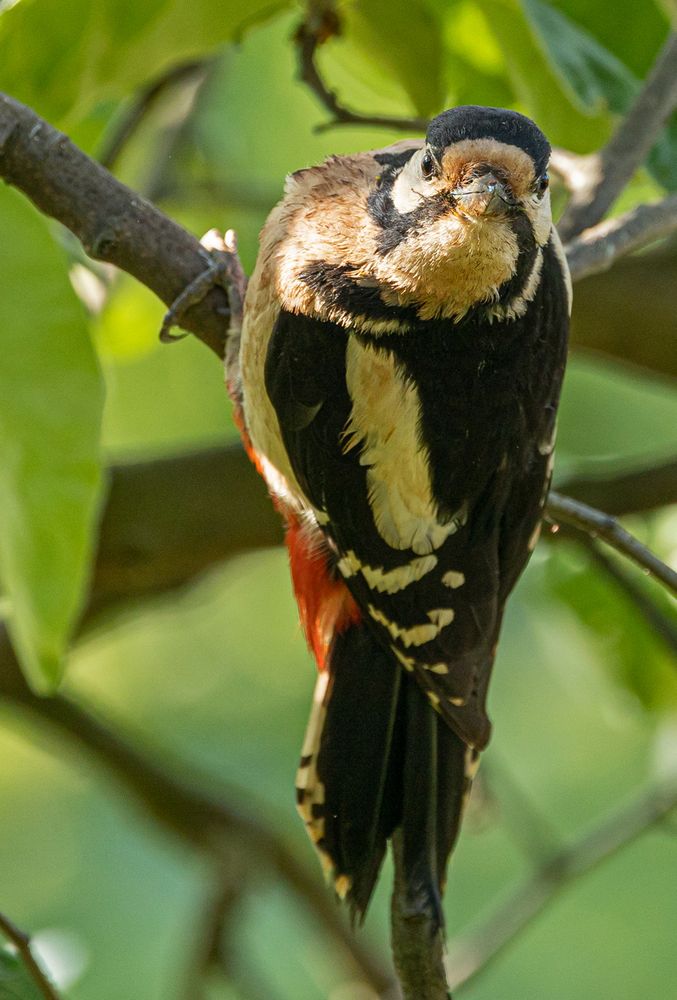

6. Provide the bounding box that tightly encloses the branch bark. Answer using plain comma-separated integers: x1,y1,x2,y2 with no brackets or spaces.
564,195,677,282
390,834,450,1000
84,445,677,623
0,93,228,358
557,31,677,241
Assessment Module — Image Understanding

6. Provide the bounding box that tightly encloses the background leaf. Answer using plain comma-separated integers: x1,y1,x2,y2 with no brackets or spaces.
0,0,289,134
0,188,104,691
342,0,446,118
524,0,677,189
0,949,44,1000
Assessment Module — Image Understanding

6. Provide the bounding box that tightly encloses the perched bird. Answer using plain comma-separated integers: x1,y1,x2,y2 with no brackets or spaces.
229,106,571,927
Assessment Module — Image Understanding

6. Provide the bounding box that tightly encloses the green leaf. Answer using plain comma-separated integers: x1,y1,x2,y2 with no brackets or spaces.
524,0,677,189
0,0,290,129
344,0,446,118
480,0,611,150
547,545,677,712
0,187,104,692
0,949,44,1000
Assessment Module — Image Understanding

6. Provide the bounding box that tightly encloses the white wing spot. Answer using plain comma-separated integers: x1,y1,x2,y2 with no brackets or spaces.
441,570,465,589
337,550,437,593
392,647,416,672
369,605,454,647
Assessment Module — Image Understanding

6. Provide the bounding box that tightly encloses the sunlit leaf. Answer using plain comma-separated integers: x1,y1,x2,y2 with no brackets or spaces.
344,0,446,117
524,0,677,189
0,187,104,691
480,0,610,150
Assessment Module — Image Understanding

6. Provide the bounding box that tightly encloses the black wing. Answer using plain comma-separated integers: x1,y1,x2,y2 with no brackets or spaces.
265,237,569,749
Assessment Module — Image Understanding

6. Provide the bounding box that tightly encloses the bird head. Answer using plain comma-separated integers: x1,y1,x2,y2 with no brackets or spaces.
373,106,554,320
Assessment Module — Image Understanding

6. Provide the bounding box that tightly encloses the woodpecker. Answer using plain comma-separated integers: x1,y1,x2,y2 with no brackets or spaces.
228,106,571,927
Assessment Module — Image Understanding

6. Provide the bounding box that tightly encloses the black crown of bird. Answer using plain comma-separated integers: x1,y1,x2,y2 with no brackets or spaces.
228,105,571,927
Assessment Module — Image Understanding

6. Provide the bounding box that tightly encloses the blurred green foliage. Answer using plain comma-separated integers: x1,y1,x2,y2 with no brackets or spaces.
0,1,676,998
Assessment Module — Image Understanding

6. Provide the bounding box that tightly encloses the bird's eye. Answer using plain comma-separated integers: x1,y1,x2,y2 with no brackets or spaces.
421,150,437,180
535,173,549,197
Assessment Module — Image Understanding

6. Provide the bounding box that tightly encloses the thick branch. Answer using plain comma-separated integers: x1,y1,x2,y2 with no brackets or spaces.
0,911,61,1000
89,445,280,615
446,777,677,990
87,446,677,621
0,92,228,358
558,31,677,241
546,492,677,596
564,195,677,282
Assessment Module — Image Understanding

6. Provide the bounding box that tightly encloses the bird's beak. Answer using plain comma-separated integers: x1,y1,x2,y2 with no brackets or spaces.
452,172,515,216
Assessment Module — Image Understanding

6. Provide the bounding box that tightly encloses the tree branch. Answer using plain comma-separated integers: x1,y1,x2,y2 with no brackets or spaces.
85,444,677,626
0,911,61,1000
0,92,228,358
546,492,677,597
558,31,677,241
445,777,677,990
564,194,677,282
390,834,450,1000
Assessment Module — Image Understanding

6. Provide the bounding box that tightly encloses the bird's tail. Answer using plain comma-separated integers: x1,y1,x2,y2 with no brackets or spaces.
296,619,474,926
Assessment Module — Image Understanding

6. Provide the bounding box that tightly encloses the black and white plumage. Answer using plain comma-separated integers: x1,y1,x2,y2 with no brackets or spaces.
231,106,571,926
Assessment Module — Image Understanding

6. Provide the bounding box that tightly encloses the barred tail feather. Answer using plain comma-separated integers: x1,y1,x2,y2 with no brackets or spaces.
296,621,472,925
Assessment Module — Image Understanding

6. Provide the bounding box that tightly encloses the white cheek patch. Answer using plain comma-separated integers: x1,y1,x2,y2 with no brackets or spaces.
389,150,430,214
344,338,467,554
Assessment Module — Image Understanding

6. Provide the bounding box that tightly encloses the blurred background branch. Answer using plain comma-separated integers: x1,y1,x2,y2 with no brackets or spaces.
0,626,394,999
446,776,677,991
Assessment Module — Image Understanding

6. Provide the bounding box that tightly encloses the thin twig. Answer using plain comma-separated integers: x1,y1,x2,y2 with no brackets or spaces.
574,532,677,657
446,777,677,990
564,194,677,281
181,870,245,1000
0,912,61,1000
545,492,677,596
98,60,208,170
295,2,427,134
558,31,677,241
